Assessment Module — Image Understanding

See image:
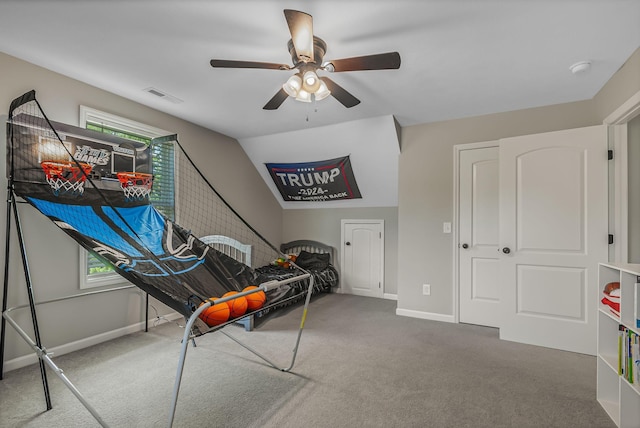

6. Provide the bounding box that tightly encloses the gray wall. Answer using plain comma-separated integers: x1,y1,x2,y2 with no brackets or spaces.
396,47,640,317
0,52,283,364
593,46,640,121
282,207,398,295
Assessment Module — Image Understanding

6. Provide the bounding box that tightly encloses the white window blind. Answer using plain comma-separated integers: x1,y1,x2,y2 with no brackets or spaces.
78,106,175,288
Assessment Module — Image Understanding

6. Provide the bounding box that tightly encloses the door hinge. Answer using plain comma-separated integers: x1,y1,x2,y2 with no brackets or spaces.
379,232,382,239
609,234,614,245
379,282,381,288
608,150,613,160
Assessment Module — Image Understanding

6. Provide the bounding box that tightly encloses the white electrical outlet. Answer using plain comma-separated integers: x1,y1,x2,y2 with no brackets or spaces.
423,284,431,295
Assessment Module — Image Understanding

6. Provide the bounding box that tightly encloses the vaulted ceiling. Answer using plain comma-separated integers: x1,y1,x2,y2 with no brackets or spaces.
0,1,638,208
0,1,637,140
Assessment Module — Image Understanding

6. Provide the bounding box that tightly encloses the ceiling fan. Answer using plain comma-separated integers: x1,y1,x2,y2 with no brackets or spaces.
210,9,401,110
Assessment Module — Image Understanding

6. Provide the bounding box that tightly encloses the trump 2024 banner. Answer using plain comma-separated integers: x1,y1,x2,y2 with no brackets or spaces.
265,156,362,202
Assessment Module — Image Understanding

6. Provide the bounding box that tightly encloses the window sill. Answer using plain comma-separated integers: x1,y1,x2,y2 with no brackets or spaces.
80,272,130,290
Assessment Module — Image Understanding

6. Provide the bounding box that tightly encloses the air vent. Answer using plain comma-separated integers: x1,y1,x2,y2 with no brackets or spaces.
147,88,165,97
143,87,183,104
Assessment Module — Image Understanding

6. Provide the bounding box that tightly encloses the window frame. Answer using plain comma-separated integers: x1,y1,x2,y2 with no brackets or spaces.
78,106,172,289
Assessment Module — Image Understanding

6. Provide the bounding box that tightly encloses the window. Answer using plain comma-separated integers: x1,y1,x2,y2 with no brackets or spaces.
79,106,175,288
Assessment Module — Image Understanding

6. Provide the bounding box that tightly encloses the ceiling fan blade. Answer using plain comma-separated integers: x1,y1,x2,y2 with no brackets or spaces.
326,52,401,72
263,88,289,110
320,77,360,108
284,9,314,63
210,59,290,70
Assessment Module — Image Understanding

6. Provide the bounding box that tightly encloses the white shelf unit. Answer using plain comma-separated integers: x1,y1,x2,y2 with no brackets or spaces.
597,263,640,428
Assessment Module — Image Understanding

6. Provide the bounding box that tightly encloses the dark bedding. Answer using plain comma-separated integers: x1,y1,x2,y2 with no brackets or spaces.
252,253,339,315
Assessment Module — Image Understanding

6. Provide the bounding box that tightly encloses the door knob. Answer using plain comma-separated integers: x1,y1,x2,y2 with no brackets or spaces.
461,243,469,249
345,242,351,246
502,247,511,254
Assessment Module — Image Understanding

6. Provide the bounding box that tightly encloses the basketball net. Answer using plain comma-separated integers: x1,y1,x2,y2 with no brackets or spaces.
117,172,153,200
41,161,92,196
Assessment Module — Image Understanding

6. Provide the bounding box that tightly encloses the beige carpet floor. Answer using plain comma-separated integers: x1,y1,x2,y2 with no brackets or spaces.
0,293,616,427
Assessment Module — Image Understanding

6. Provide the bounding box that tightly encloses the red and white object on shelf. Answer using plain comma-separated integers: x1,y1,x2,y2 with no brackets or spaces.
601,281,621,318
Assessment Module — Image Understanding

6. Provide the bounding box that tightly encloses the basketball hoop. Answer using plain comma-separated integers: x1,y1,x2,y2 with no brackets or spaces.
117,171,153,200
41,161,92,196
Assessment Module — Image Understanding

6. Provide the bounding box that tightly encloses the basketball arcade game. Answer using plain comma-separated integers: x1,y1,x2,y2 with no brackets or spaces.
1,90,314,427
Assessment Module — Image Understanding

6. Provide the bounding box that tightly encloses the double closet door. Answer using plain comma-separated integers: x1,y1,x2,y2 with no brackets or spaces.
458,125,608,355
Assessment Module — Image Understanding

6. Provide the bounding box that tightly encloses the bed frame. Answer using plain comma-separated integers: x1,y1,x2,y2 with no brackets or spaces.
199,236,336,266
280,239,337,265
199,235,252,267
199,236,336,331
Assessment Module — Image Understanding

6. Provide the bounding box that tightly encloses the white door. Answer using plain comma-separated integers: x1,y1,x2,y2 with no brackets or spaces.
499,125,608,355
341,220,384,298
458,146,500,327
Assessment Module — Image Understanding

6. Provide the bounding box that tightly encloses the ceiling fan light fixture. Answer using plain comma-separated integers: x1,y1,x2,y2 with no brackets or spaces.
283,74,302,97
314,80,331,101
295,88,312,103
283,71,328,103
302,70,321,93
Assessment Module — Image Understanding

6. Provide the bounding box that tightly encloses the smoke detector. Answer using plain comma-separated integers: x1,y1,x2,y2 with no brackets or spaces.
569,61,591,75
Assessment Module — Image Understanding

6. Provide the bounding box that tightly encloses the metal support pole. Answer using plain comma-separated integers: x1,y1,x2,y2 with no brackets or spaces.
167,275,309,427
145,292,149,332
1,111,16,381
0,185,13,379
2,283,138,427
11,192,52,409
3,309,109,427
221,275,314,372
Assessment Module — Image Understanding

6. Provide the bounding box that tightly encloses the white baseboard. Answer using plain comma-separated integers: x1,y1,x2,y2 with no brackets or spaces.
396,308,455,323
334,288,397,301
3,312,182,373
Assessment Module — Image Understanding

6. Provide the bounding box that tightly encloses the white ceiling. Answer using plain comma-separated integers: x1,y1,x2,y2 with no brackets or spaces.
0,1,638,208
0,1,638,141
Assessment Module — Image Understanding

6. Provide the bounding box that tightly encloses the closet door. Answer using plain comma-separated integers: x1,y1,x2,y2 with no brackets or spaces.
498,125,607,355
458,146,500,327
341,220,384,298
